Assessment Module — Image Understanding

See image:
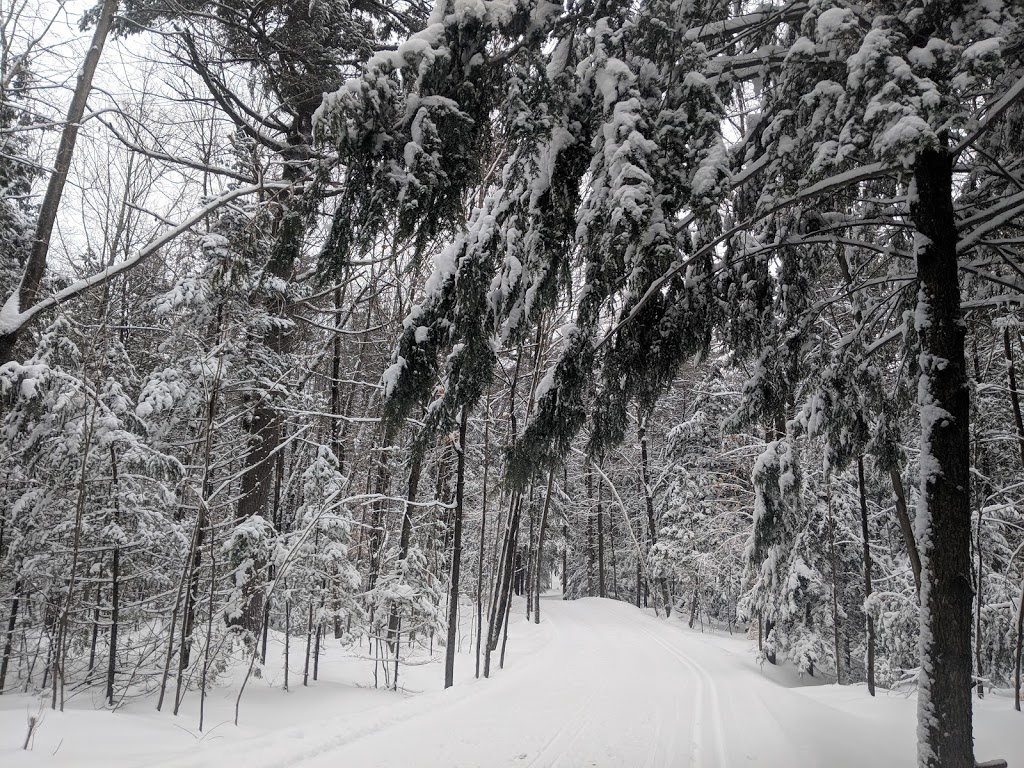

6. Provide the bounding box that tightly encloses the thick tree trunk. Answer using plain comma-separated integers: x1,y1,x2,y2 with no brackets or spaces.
444,409,469,688
911,148,973,768
231,131,311,635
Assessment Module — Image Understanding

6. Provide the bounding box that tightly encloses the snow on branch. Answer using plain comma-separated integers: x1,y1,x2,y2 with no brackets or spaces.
0,183,288,337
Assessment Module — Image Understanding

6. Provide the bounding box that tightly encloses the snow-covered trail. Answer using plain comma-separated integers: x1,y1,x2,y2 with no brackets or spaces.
150,595,974,768
6,595,1020,766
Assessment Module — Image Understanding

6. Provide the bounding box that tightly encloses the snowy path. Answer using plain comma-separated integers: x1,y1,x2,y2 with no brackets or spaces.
149,595,1001,768
6,596,1020,767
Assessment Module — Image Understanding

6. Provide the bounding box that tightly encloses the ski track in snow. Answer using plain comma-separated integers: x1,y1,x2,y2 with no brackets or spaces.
7,595,1023,767
634,622,728,768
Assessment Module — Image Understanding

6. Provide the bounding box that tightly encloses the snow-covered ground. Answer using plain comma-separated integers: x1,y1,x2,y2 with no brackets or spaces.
2,596,1021,767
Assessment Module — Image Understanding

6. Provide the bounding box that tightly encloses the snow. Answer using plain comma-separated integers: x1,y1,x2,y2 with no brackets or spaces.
787,36,817,59
3,596,1021,767
0,287,21,336
380,356,406,398
963,37,1002,62
815,7,857,44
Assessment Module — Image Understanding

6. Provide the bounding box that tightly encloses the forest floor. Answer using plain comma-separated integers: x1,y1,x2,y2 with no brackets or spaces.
2,595,1022,767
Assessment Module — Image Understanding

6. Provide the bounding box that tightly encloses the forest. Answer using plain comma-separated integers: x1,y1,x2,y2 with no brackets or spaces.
1,0,1024,766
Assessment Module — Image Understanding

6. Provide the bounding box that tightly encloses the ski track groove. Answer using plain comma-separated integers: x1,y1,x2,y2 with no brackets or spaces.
641,702,664,768
523,695,596,768
152,600,735,768
636,622,730,768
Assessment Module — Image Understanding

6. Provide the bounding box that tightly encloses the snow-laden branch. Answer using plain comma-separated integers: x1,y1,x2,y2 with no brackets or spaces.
597,161,893,351
957,189,1024,252
682,2,808,43
953,72,1024,156
0,183,288,337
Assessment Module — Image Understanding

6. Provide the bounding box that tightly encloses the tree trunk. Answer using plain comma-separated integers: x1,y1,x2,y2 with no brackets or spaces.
857,458,875,697
106,446,121,705
639,420,671,616
974,502,984,699
826,486,844,685
0,0,119,363
561,520,568,598
487,496,521,661
889,468,922,597
1015,581,1023,712
1005,326,1024,712
911,147,973,768
444,409,469,689
596,470,606,598
179,357,221,683
586,470,595,596
534,470,555,624
231,128,311,636
0,580,20,694
475,399,489,678
524,502,536,619
388,448,423,653
607,493,618,599
1004,327,1024,470
367,431,396,592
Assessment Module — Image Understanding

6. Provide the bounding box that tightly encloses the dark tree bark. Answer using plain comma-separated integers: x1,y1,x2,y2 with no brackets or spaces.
596,470,606,598
486,495,521,658
857,458,875,697
586,468,595,596
1004,326,1024,469
232,215,299,633
1015,581,1023,712
475,400,489,678
0,0,118,363
0,580,20,694
561,519,568,598
367,430,396,592
825,488,844,685
911,147,973,768
106,447,121,705
534,469,555,623
889,469,922,597
1005,327,1024,712
444,409,469,688
639,420,671,616
524,502,536,619
388,447,423,653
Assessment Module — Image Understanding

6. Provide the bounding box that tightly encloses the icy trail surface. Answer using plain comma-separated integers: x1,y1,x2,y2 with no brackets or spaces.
3,596,1021,767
